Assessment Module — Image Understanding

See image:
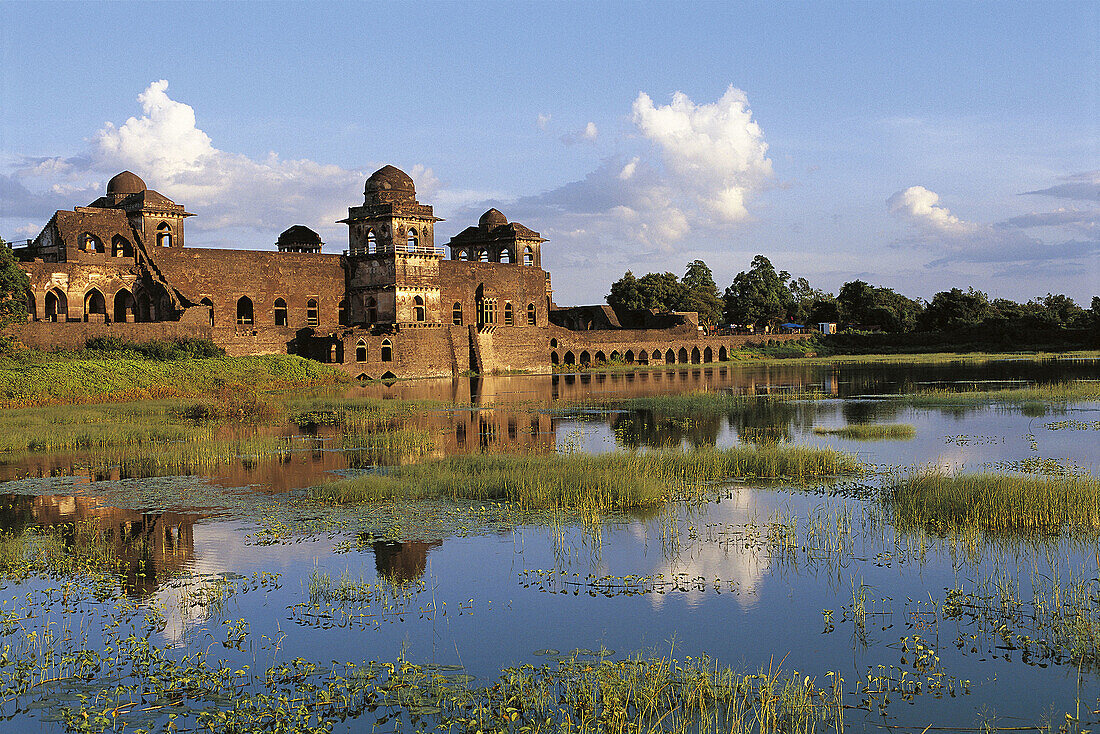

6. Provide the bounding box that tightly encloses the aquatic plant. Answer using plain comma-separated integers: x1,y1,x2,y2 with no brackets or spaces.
812,423,916,440
887,470,1100,535
311,445,865,511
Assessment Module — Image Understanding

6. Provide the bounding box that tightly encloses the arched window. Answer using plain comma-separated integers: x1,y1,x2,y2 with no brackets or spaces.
200,297,214,326
478,248,489,263
624,350,634,364
156,222,172,247
381,339,392,362
45,289,67,322
457,250,469,261
549,338,557,348
452,302,463,325
274,298,288,327
678,347,689,364
406,229,418,252
307,298,319,326
366,297,377,324
719,346,728,362
503,302,513,326
595,351,606,364
26,291,36,322
83,289,106,322
563,351,575,365
691,347,701,364
79,233,104,253
665,349,675,364
526,303,536,326
112,235,132,258
523,247,533,266
355,339,367,363
338,299,348,326
236,296,254,326
114,289,135,323
580,351,591,366
704,347,713,363
366,229,377,254
500,248,513,264
413,295,425,322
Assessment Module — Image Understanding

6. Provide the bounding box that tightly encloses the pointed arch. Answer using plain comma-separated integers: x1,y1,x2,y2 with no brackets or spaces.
580,350,591,366
274,298,288,326
380,339,393,362
563,351,576,365
366,296,378,324
719,346,728,362
406,228,418,252
307,298,319,326
366,229,377,254
500,248,513,264
594,351,606,364
665,349,675,364
111,235,133,258
523,247,533,266
478,248,489,263
691,346,701,364
25,290,37,322
452,302,463,325
355,339,367,363
113,288,135,323
704,346,713,363
526,303,536,326
156,222,172,247
457,249,469,261
550,351,559,365
236,296,254,326
413,295,425,322
79,232,104,253
83,288,106,322
678,347,689,364
503,302,513,326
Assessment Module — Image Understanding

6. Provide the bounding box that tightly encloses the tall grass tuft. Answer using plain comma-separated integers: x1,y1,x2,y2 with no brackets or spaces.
813,423,915,440
312,445,864,511
887,470,1100,535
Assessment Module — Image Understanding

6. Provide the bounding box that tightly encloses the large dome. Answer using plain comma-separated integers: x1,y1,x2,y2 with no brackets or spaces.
478,208,508,230
106,171,147,196
364,165,416,204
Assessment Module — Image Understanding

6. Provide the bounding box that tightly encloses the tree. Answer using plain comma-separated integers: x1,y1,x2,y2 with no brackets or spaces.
836,279,921,332
723,255,795,329
808,297,840,324
679,260,723,330
606,271,647,311
0,238,31,353
636,272,688,312
918,288,992,332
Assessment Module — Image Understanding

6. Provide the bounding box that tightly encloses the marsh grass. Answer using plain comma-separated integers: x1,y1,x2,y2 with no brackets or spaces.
813,423,916,441
312,446,864,511
568,391,824,419
887,470,1100,535
902,382,1100,407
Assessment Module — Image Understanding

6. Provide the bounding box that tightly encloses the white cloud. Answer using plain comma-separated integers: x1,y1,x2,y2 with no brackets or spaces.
560,121,599,145
618,157,639,181
1023,171,1100,202
536,113,552,130
887,185,976,235
632,85,773,222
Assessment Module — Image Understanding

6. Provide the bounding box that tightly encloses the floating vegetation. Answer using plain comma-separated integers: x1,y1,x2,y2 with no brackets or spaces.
565,390,826,419
812,423,916,441
900,381,1100,408
310,446,865,512
887,470,1100,535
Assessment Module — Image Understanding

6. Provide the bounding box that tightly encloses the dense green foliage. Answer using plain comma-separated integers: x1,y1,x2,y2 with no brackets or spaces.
83,335,226,359
722,255,796,329
606,260,723,329
0,238,31,354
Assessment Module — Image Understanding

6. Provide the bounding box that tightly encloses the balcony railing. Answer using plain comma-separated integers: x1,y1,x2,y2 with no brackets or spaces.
344,243,444,257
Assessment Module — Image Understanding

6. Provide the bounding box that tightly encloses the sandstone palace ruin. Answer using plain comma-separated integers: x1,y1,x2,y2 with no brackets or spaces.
13,166,797,379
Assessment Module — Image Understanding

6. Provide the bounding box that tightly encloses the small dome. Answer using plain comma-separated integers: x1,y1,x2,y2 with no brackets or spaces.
106,171,146,196
478,208,508,230
277,225,322,246
364,165,416,204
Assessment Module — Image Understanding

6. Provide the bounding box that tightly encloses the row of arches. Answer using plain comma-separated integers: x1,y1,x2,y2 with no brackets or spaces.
451,301,537,326
453,245,535,265
550,345,728,367
232,297,344,328
78,233,134,258
353,338,393,363
28,287,145,323
357,228,421,255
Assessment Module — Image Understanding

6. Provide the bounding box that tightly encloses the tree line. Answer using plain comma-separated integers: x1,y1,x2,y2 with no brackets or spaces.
606,255,1100,335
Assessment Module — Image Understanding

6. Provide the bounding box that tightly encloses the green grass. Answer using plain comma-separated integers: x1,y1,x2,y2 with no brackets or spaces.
312,445,865,511
0,353,348,408
813,423,916,440
568,390,823,419
901,382,1100,407
887,470,1100,534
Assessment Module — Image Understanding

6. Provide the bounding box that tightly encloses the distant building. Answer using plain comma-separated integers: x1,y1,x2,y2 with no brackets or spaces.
11,166,804,379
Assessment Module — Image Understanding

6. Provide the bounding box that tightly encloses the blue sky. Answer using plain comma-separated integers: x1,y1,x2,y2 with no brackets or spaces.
2,1,1097,305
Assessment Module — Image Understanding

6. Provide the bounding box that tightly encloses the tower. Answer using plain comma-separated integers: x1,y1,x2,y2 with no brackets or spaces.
339,166,443,326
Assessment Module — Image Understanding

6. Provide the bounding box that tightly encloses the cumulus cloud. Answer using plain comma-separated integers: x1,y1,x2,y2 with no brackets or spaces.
889,182,1100,271
561,121,598,145
888,185,976,234
631,85,773,222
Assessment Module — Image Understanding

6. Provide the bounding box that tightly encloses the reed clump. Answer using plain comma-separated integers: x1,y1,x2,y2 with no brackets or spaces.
570,391,822,419
312,445,864,511
903,381,1100,408
887,470,1100,535
813,423,916,440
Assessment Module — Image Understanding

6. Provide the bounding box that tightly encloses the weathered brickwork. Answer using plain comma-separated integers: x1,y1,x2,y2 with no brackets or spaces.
12,166,805,379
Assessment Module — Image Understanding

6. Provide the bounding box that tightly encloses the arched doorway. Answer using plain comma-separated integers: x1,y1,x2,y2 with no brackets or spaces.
114,289,135,323
83,289,106,322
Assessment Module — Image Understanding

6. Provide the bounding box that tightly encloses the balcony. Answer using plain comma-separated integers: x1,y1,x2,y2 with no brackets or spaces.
344,243,444,257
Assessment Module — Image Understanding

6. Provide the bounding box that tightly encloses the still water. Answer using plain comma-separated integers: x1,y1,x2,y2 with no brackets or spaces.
2,356,1099,732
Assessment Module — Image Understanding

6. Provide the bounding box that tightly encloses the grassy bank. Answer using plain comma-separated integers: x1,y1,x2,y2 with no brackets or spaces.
312,445,865,511
887,471,1100,534
813,423,915,440
0,353,348,408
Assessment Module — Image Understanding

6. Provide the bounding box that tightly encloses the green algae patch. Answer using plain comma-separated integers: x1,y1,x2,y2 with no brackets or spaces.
0,354,348,408
311,446,865,512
